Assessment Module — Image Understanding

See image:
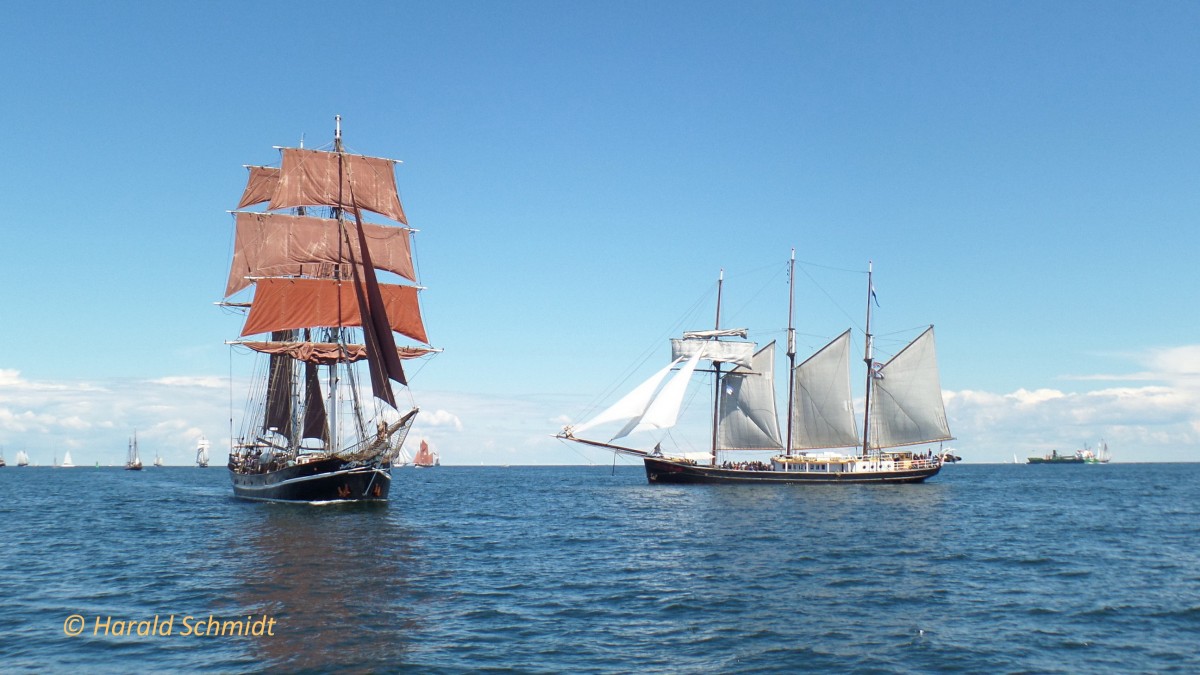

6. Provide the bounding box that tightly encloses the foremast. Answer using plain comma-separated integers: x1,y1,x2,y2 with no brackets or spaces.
861,261,876,458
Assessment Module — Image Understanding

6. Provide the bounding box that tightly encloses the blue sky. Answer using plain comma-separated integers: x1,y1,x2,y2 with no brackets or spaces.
1,1,1198,465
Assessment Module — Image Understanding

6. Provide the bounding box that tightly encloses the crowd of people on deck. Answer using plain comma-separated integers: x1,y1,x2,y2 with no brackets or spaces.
721,460,773,471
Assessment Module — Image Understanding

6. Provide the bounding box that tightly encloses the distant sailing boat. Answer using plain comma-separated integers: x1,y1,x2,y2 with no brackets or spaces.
559,254,951,484
196,436,210,468
61,451,75,468
154,450,164,467
412,440,439,468
16,450,29,467
0,450,5,468
126,433,143,471
221,116,433,502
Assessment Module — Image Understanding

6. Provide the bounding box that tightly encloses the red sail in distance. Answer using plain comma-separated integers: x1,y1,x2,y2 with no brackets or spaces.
413,440,436,466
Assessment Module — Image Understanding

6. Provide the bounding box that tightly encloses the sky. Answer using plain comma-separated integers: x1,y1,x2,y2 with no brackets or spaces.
1,1,1198,466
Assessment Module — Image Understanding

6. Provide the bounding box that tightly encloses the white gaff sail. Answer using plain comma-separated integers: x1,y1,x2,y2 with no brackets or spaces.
868,327,952,449
790,330,860,450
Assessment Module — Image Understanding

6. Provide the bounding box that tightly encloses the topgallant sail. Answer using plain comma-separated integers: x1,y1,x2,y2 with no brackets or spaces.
558,254,952,484
222,117,432,502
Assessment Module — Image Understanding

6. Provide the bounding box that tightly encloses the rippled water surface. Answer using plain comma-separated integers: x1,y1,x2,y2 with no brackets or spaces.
1,463,1197,672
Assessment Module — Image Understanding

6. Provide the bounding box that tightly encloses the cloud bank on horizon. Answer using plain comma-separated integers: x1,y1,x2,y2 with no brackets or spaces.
1,342,1198,466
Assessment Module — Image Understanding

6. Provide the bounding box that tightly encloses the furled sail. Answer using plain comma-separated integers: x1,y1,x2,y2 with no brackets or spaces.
269,148,407,224
225,212,415,296
570,357,684,437
790,330,860,450
867,327,952,449
239,341,434,364
717,342,784,451
614,350,704,441
670,338,755,368
240,277,428,344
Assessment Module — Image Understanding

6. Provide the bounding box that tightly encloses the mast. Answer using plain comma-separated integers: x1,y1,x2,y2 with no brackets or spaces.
860,261,874,458
710,269,723,467
785,249,796,454
328,114,345,452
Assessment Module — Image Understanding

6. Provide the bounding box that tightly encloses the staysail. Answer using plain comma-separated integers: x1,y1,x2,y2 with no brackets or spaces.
867,326,952,449
717,342,784,451
790,330,860,450
615,350,704,440
570,357,684,438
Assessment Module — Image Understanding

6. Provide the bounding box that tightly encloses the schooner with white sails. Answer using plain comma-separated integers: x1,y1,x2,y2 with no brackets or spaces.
221,117,432,502
559,254,952,484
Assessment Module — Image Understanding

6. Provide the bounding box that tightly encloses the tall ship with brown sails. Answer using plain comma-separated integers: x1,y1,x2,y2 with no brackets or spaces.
221,117,434,502
559,253,951,484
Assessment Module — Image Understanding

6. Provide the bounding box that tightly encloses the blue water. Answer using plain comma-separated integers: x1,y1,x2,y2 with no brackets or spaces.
1,464,1197,673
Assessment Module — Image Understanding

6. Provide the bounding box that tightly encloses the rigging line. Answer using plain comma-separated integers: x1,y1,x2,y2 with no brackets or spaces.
725,259,788,327
794,258,865,274
797,261,863,333
572,282,717,419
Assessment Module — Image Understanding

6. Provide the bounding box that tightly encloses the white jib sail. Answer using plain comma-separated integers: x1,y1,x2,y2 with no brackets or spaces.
615,349,704,441
570,357,684,438
718,342,784,451
868,326,952,448
790,329,861,450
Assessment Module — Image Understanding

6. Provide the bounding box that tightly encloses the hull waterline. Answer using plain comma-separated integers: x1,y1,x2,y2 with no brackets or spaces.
230,457,391,503
643,457,941,484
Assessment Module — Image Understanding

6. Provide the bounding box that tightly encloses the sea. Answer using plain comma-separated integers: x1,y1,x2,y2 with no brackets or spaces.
1,463,1197,673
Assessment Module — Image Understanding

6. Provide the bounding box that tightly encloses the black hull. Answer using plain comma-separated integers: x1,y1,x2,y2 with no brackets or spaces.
229,457,391,503
643,457,940,484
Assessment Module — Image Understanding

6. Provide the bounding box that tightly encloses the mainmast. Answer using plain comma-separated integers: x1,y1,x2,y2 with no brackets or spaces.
710,268,723,467
860,261,875,458
328,113,345,452
785,249,796,454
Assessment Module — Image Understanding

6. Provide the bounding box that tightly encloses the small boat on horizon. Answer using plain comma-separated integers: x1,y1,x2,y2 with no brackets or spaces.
559,254,952,485
126,433,143,470
15,450,29,467
1027,441,1111,464
60,451,75,468
196,436,210,468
